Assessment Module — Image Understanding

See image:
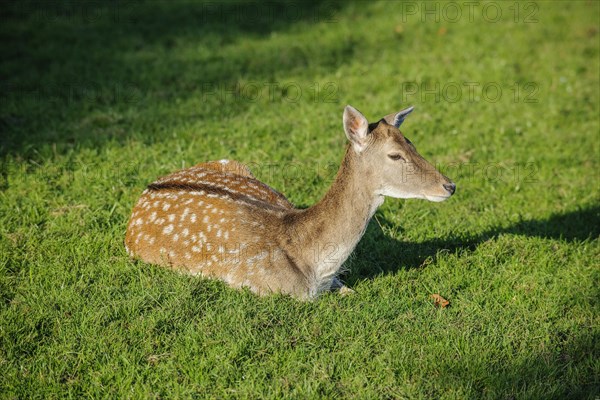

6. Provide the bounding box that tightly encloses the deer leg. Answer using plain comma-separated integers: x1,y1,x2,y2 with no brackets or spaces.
331,277,355,295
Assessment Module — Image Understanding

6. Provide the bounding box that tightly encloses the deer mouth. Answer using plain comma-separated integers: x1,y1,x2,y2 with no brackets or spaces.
424,183,456,202
424,194,450,202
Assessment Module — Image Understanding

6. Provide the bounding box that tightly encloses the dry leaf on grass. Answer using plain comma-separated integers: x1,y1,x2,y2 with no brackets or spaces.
431,294,450,308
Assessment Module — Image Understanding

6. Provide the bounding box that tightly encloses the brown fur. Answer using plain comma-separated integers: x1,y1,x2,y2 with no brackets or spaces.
125,106,455,299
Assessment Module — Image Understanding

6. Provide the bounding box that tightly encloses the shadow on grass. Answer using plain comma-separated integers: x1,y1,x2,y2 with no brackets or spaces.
348,204,599,398
349,204,600,280
0,1,349,157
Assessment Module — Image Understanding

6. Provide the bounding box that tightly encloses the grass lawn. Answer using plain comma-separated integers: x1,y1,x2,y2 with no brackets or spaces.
1,0,599,398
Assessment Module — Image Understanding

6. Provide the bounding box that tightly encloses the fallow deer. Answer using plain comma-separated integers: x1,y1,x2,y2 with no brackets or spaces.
125,105,455,299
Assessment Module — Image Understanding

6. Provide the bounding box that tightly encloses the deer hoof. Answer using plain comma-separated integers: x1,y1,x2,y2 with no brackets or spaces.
339,285,355,296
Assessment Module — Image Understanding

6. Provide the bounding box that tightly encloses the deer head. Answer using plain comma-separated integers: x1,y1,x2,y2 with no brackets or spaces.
343,105,455,202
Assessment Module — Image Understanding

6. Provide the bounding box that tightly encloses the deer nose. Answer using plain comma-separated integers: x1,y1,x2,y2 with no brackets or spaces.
443,182,456,195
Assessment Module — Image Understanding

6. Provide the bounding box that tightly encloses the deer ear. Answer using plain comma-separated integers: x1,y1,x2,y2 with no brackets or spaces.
343,105,369,152
383,106,414,128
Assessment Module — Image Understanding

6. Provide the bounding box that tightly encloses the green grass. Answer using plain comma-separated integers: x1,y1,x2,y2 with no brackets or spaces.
1,0,599,398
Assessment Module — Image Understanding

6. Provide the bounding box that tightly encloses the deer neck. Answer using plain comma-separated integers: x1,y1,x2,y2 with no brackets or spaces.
287,146,383,286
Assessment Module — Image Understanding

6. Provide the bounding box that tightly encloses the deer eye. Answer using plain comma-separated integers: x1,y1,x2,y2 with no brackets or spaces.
388,154,405,161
